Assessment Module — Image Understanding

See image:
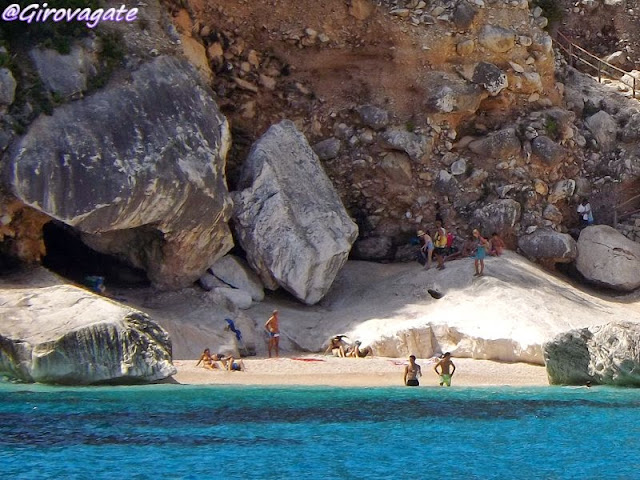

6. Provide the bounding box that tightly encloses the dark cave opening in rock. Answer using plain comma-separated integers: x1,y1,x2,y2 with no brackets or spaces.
42,221,150,289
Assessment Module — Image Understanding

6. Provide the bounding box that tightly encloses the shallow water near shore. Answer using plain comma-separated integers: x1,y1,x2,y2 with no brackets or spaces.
2,382,639,480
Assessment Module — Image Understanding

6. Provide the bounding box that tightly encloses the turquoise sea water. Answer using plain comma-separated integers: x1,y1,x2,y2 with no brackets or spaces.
1,383,640,480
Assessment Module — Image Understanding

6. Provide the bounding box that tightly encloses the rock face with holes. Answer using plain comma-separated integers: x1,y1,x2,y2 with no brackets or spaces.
544,322,640,386
231,120,358,305
0,269,176,385
4,56,233,290
576,225,640,291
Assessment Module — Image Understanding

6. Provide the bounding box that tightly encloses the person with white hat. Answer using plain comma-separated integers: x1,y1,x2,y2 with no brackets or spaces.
417,229,434,270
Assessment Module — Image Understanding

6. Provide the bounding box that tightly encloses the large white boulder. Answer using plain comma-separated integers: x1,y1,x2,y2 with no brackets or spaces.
544,322,640,386
231,120,358,305
209,254,265,301
0,269,176,384
576,225,640,291
518,228,577,263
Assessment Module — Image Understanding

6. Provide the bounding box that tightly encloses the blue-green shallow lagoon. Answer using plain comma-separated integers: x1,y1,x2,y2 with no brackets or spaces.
2,383,640,480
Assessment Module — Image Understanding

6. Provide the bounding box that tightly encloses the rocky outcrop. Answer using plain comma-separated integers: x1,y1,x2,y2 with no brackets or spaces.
576,225,640,291
471,199,522,236
0,269,175,384
544,322,640,386
468,128,521,160
232,120,358,305
4,56,234,289
518,228,577,262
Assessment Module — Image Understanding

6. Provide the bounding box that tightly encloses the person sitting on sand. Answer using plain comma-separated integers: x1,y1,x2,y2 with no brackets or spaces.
195,348,218,370
325,335,348,357
404,355,422,386
444,234,475,261
434,352,456,387
347,341,373,358
489,232,505,257
222,356,245,372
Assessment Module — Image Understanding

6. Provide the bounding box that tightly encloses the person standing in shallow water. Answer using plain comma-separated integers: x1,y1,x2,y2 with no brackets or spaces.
472,229,490,277
265,310,280,358
404,355,422,386
434,352,456,387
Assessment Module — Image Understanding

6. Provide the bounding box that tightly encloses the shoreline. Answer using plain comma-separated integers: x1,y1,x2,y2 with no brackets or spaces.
169,355,550,387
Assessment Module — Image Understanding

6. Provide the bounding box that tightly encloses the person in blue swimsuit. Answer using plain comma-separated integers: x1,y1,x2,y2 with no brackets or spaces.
472,229,490,277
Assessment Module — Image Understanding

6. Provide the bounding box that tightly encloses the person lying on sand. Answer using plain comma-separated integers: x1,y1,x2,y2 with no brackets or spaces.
347,341,373,358
221,356,245,372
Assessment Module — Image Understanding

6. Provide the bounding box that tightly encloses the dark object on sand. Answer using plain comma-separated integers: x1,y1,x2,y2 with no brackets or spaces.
428,289,444,299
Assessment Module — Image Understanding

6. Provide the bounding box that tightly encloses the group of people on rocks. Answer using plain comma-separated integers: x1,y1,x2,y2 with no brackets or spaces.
417,221,505,277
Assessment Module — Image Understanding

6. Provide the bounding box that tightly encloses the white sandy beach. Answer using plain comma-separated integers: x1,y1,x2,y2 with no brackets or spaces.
170,355,549,387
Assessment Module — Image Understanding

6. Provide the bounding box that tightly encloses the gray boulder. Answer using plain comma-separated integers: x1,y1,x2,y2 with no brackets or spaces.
468,128,521,160
585,110,617,152
380,129,432,163
542,204,563,224
232,120,358,305
471,199,521,235
544,322,640,386
0,68,16,106
531,136,567,166
198,272,228,291
312,137,342,160
435,169,459,195
452,3,478,30
518,228,577,262
379,152,413,184
423,71,487,114
4,56,234,290
621,112,640,143
548,179,576,203
0,269,175,385
576,225,640,291
478,25,516,53
29,44,98,97
472,62,508,96
209,254,265,302
357,105,390,130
